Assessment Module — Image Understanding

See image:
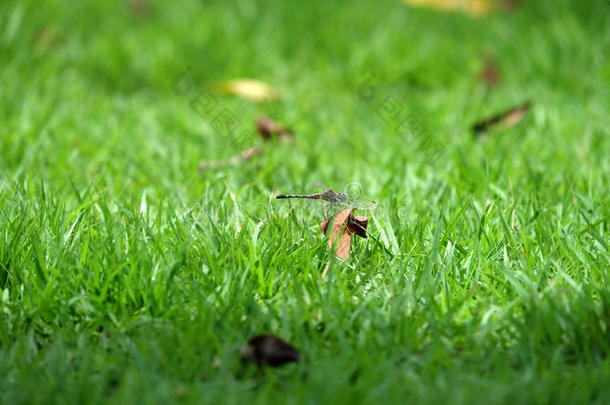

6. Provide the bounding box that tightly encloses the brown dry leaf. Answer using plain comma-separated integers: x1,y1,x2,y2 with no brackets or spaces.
319,218,331,235
320,209,355,278
126,0,150,17
239,145,261,161
326,209,353,257
240,334,300,367
333,227,353,260
198,146,261,173
478,53,500,87
321,213,368,239
256,116,294,140
347,215,369,238
211,79,279,102
402,0,517,16
471,101,531,135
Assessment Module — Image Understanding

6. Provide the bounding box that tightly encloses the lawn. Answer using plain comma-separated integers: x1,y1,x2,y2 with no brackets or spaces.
1,0,609,403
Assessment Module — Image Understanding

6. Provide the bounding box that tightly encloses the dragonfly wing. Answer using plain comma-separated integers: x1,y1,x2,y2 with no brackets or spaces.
346,195,377,211
306,182,329,194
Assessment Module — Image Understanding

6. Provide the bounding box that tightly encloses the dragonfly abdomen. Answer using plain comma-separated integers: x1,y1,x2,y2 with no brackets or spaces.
275,194,320,200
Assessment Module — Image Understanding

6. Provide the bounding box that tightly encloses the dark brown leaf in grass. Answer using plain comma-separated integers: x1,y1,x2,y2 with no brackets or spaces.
240,334,300,367
347,215,368,238
256,116,293,140
198,146,261,173
471,101,531,135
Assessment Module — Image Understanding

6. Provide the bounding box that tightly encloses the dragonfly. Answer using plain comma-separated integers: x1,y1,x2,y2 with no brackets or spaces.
275,186,377,217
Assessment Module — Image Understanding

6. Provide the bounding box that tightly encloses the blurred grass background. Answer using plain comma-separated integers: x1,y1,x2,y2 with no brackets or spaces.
1,0,609,404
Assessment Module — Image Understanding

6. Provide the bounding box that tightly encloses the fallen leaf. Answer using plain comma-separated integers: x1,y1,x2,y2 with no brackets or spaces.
320,212,368,239
239,145,261,161
402,0,518,16
319,210,370,277
478,53,500,87
240,334,300,367
333,227,353,260
198,146,261,172
319,218,330,234
320,209,354,278
347,215,369,238
325,209,353,253
211,79,279,101
402,0,492,16
471,101,531,135
256,116,294,140
126,0,150,17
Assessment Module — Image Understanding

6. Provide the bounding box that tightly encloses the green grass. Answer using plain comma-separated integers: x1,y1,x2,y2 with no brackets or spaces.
1,0,609,403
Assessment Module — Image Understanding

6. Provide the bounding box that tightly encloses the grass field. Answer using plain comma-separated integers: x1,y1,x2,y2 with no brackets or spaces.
1,0,609,403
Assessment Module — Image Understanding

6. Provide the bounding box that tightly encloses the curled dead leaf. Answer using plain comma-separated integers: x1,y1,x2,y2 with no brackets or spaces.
256,116,294,140
240,334,300,367
326,209,353,253
347,215,369,238
332,228,352,260
320,212,368,239
321,231,352,279
320,209,368,278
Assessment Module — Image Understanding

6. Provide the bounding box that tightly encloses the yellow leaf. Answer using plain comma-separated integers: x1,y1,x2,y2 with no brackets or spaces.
211,79,279,101
402,0,495,16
